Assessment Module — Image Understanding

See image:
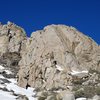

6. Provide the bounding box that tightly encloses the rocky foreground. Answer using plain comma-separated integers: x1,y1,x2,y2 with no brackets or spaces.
0,65,37,100
0,22,100,100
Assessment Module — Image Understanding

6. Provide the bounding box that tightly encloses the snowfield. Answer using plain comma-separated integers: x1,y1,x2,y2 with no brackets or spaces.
0,90,16,100
0,65,37,100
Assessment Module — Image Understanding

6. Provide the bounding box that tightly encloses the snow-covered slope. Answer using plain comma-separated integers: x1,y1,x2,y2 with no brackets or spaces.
0,65,37,100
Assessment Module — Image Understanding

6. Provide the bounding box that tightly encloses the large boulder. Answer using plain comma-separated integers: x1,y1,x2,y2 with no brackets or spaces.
60,91,75,100
92,95,100,100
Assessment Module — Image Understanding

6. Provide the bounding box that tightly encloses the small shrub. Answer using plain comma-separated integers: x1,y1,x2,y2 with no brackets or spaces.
95,87,100,95
73,86,100,98
89,68,100,75
74,90,85,98
38,96,47,100
72,79,84,85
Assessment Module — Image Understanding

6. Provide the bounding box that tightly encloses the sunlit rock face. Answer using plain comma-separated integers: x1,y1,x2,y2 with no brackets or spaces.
0,22,26,76
17,25,100,91
0,22,100,99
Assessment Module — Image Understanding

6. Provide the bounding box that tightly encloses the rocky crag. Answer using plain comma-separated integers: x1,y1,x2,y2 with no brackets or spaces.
0,22,26,76
0,22,100,100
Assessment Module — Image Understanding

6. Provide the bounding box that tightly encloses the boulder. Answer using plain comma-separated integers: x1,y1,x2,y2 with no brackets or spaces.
92,95,100,100
59,91,75,100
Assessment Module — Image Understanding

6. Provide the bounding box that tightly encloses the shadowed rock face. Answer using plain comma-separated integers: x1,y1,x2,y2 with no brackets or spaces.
0,52,21,76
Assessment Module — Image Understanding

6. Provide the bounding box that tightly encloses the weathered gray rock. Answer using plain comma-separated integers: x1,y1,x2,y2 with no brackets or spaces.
0,22,26,77
59,91,75,100
92,95,100,100
0,22,100,99
17,25,100,91
0,22,26,54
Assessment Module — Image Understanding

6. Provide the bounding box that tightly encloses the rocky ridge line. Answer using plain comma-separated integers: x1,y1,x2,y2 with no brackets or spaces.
0,22,100,100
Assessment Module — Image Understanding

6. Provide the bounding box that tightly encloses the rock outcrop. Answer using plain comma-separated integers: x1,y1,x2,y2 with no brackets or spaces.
0,22,100,99
0,22,26,77
17,25,100,91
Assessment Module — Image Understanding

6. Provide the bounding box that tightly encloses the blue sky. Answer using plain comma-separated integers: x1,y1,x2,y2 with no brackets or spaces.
0,0,100,44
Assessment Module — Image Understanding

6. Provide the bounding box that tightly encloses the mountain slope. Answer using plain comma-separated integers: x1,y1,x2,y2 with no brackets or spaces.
0,22,100,100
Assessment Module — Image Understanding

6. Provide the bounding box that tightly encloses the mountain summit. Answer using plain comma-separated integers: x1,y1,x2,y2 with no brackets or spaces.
0,22,100,100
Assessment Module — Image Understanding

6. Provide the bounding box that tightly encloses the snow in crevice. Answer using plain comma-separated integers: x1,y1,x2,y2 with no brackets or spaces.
56,65,64,71
4,70,12,74
70,70,88,76
76,97,87,100
0,65,12,74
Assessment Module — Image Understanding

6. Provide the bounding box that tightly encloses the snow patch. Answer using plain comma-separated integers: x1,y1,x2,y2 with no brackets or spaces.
71,70,88,76
0,84,5,88
56,65,63,71
76,97,87,100
6,83,37,100
0,65,5,70
0,75,5,79
5,70,12,74
0,90,16,100
7,78,17,84
0,65,12,74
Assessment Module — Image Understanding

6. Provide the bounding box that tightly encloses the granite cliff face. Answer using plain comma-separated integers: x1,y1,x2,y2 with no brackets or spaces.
0,22,100,99
17,25,100,90
0,22,26,76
